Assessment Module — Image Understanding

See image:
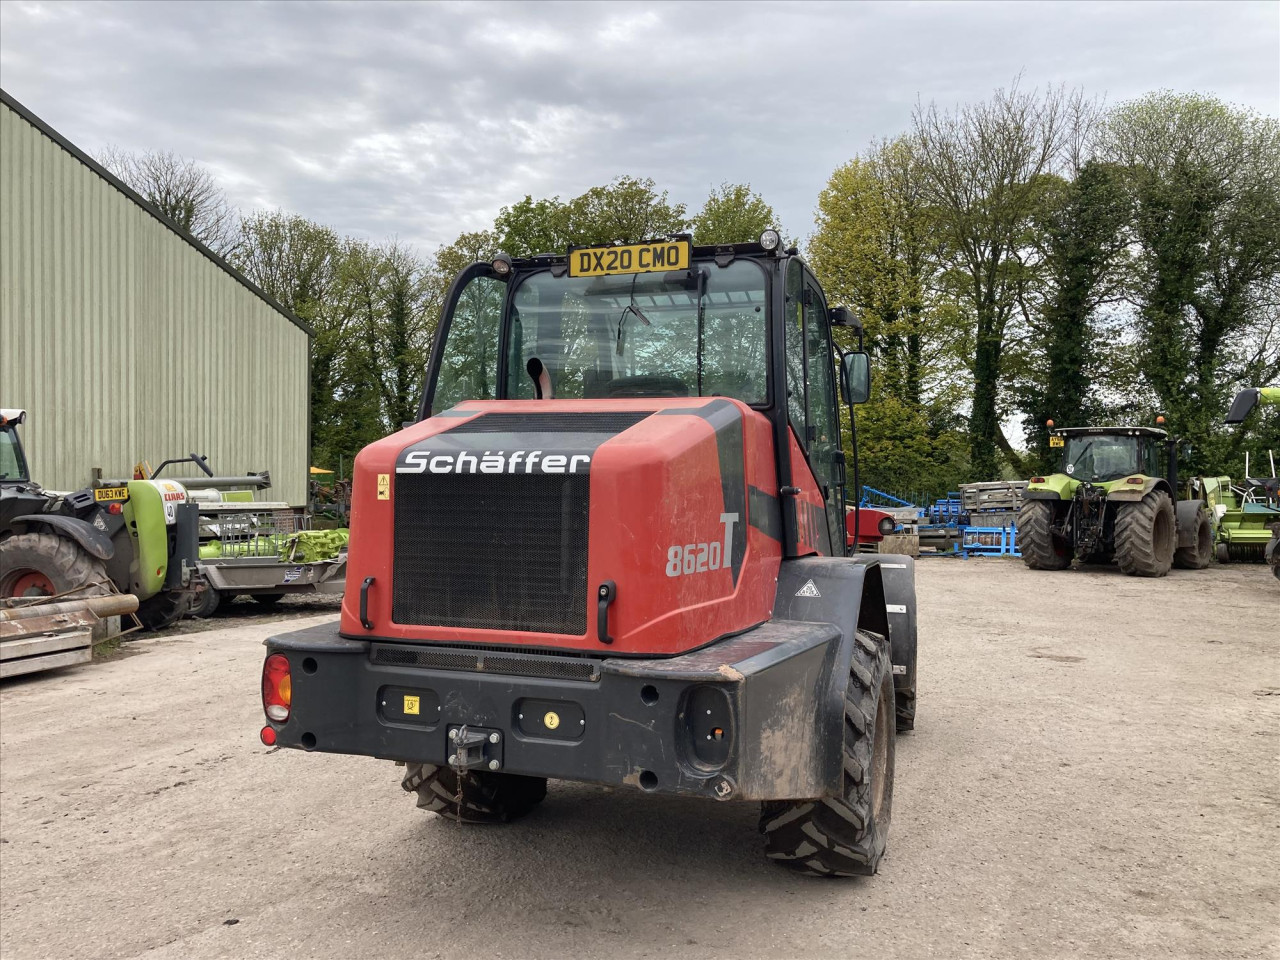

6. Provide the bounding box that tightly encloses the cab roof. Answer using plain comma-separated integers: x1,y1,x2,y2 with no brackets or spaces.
1053,426,1168,439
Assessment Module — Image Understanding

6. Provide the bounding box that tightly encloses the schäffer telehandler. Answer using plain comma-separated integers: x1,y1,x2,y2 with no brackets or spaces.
260,232,919,876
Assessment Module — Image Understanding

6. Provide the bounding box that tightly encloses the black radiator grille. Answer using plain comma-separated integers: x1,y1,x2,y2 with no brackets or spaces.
393,471,591,635
371,644,600,681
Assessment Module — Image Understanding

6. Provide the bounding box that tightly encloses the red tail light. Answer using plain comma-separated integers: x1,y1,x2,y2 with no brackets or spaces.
1030,477,1046,483
262,654,292,722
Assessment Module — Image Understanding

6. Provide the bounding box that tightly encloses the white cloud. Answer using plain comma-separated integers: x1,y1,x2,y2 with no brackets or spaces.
1,0,1275,254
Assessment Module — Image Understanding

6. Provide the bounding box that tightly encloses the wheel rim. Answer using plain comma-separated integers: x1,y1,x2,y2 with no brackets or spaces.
870,682,891,823
2,569,56,597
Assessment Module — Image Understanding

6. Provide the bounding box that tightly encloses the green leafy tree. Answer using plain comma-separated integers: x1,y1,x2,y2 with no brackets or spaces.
1103,92,1280,473
690,182,779,244
914,81,1092,480
559,176,688,245
494,196,569,257
811,137,969,498
1017,161,1133,472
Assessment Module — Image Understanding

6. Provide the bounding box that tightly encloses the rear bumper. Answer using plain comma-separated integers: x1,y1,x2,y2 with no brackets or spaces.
263,618,843,802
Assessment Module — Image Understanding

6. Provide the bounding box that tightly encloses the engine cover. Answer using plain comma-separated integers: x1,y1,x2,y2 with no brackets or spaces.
340,398,782,656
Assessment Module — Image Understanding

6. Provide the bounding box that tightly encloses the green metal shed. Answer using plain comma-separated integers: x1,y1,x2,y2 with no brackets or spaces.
0,90,311,506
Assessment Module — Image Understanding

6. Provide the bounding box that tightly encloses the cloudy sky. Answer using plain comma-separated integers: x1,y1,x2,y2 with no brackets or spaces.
2,0,1277,254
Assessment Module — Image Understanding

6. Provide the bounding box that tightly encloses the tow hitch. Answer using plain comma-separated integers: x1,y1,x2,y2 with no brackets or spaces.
447,724,503,772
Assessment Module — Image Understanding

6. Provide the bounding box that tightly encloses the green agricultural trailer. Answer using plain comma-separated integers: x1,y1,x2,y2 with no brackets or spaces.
1218,386,1280,578
1019,422,1212,577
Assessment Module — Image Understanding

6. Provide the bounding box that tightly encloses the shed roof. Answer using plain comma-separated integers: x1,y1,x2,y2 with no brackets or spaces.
0,88,312,337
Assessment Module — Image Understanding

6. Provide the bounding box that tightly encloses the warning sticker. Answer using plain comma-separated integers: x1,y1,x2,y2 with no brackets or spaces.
377,474,390,500
403,695,420,716
795,579,821,598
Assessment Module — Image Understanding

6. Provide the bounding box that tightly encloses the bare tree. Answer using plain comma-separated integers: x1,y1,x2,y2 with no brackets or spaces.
99,146,240,256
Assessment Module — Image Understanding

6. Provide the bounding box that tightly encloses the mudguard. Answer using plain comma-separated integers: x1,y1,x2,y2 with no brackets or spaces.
771,556,893,796
1175,498,1209,548
856,553,918,694
1023,489,1062,500
8,513,114,560
1106,477,1173,503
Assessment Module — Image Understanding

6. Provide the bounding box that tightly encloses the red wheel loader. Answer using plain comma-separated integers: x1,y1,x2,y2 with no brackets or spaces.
260,233,919,876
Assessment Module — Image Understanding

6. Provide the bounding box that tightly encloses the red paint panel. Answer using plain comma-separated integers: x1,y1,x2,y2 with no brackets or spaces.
339,398,782,656
787,429,829,557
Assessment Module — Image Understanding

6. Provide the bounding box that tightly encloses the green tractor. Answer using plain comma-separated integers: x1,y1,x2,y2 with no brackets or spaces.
1,409,201,629
1019,422,1213,577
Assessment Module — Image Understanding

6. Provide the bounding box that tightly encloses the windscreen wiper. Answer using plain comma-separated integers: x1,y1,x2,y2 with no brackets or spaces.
617,274,654,355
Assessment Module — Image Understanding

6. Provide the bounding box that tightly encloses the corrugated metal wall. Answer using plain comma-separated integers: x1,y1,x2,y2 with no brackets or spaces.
0,99,310,505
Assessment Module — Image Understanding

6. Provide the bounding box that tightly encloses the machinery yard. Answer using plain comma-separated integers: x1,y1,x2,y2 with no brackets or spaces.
1,559,1275,960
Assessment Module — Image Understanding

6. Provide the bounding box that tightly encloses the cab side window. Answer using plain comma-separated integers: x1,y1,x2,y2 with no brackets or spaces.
432,270,504,413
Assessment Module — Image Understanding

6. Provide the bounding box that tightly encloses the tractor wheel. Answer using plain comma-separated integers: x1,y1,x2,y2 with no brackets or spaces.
0,532,110,599
1018,500,1071,570
250,593,286,607
1173,509,1213,570
759,630,895,876
1114,490,1176,577
134,590,190,630
401,763,547,823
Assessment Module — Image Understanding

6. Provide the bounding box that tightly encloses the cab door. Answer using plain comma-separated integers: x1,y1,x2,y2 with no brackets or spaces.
802,274,846,551
781,260,846,555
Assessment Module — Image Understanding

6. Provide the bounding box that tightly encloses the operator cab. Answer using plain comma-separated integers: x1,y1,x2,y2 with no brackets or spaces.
0,410,31,484
418,233,867,558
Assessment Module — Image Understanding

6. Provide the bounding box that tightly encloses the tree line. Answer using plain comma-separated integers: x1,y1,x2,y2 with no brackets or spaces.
102,83,1280,493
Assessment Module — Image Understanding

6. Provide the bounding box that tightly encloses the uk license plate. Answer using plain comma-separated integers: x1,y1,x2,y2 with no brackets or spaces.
1049,435,1064,448
568,239,691,278
94,486,129,502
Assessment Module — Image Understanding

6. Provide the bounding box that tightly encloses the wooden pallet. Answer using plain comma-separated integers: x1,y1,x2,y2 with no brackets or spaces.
0,608,97,679
880,534,920,558
959,481,1028,513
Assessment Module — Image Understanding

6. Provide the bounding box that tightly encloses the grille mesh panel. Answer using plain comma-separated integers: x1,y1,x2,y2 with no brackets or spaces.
393,472,590,634
371,644,599,681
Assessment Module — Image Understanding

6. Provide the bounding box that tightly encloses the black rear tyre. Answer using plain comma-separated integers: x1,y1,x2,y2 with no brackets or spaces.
1114,490,1175,577
401,763,547,823
1173,508,1213,570
1018,500,1071,570
189,585,222,618
135,590,189,630
0,532,110,599
760,630,895,876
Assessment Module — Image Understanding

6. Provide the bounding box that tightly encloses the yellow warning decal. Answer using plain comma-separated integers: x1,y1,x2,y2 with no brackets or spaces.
543,711,560,730
403,695,420,715
377,473,390,499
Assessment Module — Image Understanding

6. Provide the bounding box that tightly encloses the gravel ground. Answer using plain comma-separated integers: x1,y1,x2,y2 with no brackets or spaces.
1,560,1277,960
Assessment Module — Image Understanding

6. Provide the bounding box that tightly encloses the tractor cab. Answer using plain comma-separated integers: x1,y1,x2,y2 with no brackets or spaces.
0,409,31,485
1051,426,1169,486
